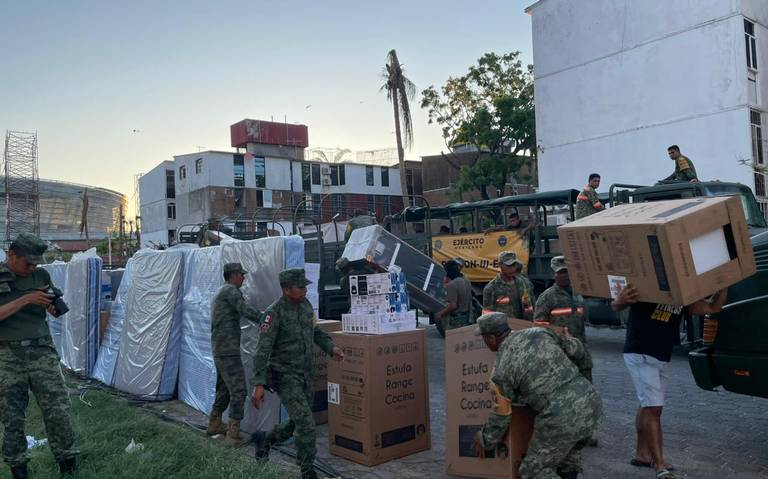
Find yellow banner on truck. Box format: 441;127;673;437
432;231;530;283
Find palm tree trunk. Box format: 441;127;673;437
392;91;410;208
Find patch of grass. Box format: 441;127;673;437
1;386;286;479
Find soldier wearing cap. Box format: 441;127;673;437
534;256;593;382
0;234;77;478
483;251;535;320
472;312;602;479
251;268;344;479
208;262;263;446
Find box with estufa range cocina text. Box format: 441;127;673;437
312;320;342;425
445;322;535;479
557;196;756;305
327;329;430;466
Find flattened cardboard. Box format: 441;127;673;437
558;196;756;305
327;329;430;466
445;323;535;479
313;320;342;424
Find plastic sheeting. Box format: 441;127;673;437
44;262;68;355
112;249;185;400
92;261;134;384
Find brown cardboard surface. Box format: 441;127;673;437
445;324;535;479
327;329;430;466
558;196;756;305
99;310;111;342
313;320;342;424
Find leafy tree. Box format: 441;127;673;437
421;52;535;200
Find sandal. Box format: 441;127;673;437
630;459;674;471
656;469;677;479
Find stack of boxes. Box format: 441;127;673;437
342;272;416;334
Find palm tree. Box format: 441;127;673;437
380;49;416;207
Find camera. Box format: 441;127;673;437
46;288;69;317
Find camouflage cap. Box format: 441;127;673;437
551;255;567;273
498;251;522;266
475;312;511;336
223;262;248;274
279;268;311;287
10;233;47;264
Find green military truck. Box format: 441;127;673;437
609;181;768;399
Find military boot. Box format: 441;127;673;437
557;472;578;479
206;409;228;436
226;419;246;447
300;467;319;479
10;464;28;479
58;457;77;476
252;431;271;462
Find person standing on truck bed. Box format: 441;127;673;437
344;208;376;242
658;145;698;184
575;174;605;220
483;252;535;320
613;285;727;479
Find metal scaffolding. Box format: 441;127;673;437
3;130;40;243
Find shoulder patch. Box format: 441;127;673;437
260;314;274;333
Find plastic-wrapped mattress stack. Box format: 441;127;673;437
92;259;135;385
44;262;68;356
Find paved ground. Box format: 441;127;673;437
155;325;768;478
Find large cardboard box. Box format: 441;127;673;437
558;196;756;305
313;320;342;425
445;323;535;479
327;329;430;466
341;310;417;335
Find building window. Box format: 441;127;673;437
379;195;390;217
330;165;346;186
331;194;344;214
312;193;321;216
167;202;176;220
366;166;374;186
233;154;245;187
381;167;390;187
367;195;375;214
302;163;311;192
311;164;321;185
745;19;758;70
168;229;176;245
254;156;266;188
755;173;766;196
195;158;203;174
751;110;764;165
179;165;187;180
165;170;175;199
749;77;758;104
256;189;264;207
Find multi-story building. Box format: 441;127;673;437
139;119;422;247
528;0;768;216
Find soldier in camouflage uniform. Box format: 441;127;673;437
208;262;262;446
472;313;602;479
483;251;535;320
343;208;377;242
435;259;474;329
251;269;344;479
534;256;593;382
658;145;698;184
575;174;604;220
0;234;77;479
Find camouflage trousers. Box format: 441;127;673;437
520;384;602;479
0;337;76;467
212;355;247;420
265;374;316;474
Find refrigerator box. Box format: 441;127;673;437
557;196;756;305
445;323;535;479
313;319;343;425
327;329;430;466
341;310;417;335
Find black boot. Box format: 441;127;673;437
559;472;578;479
252;431;271;462
11;464;29;479
58;457;77;476
300;467;319;479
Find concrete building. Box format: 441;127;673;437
528;0;768;216
139;119;422;247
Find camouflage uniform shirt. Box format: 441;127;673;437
660;155;698;183
482;274;535;320
575;186;604;220
252;296;335;387
0;263;61;341
534;285;586;344
211;284;261;358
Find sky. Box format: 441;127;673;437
0;0;534;216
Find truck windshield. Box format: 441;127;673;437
703;185;767;228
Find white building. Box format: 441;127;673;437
528;0;768;214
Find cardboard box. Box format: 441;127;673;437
445;323;535;479
350;291;410;314
313;320;343;425
327;329;430;466
349;272;407;296
341;310;417;335
99;310;111;342
558;196;756;305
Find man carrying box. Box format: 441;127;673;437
613;286;727;479
251;269;344;479
472;312;602;479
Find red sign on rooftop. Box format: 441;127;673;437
230;119;309;149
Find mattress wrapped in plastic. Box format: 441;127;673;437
92;260;135;384
43;251;102;376
112;249;185;400
44;262;69;356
